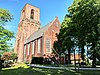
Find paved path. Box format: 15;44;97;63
30;64;100;70
30;64;69;70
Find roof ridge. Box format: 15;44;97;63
27;20;53;39
24;17;58;44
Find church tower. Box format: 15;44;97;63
14;4;40;62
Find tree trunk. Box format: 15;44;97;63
81;45;85;61
92;53;96;68
74;49;76;71
92;42;96;68
68;48;71;64
65;54;68;64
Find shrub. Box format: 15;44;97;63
1;52;18;67
96;61;100;65
1;52;12;61
11;52;17;61
81;62;86;65
31;57;43;64
1;52;17;61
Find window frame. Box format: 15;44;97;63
46;39;51;53
27;44;30;55
30;9;34;19
32;41;35;54
37;39;41;53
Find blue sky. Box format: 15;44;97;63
0;0;74;48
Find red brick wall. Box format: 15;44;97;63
14;4;40;62
25;37;43;62
43;17;60;55
36;37;43;57
24;17;60;62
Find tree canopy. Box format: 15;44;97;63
0;8;14;52
68;0;100;67
0;8;13;25
53;0;100;67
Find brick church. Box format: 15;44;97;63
14;4;61;62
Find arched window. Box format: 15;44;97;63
30;9;34;19
46;39;51;53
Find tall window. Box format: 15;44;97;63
37;39;41;53
27;44;30;55
32;42;34;54
46;39;51;53
30;9;34;19
24;45;26;55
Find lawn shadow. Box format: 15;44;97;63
0;66;86;75
0;66;46;75
78;70;100;75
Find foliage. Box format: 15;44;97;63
11;52;17;61
53;36;63;55
0;8;13;25
0;8;14;51
53;0;100;67
1;52;12;61
0;26;14;51
68;0;100;67
1;52;17;61
31;57;43;64
53;15;76;64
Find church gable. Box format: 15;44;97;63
25;16;60;44
43;17;60;54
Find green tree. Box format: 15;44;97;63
68;0;100;67
53;15;75;64
61;16;74;64
0;8;13;25
54;0;100;67
0;8;14;51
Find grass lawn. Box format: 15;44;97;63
0;63;100;75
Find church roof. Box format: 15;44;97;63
24;20;53;44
